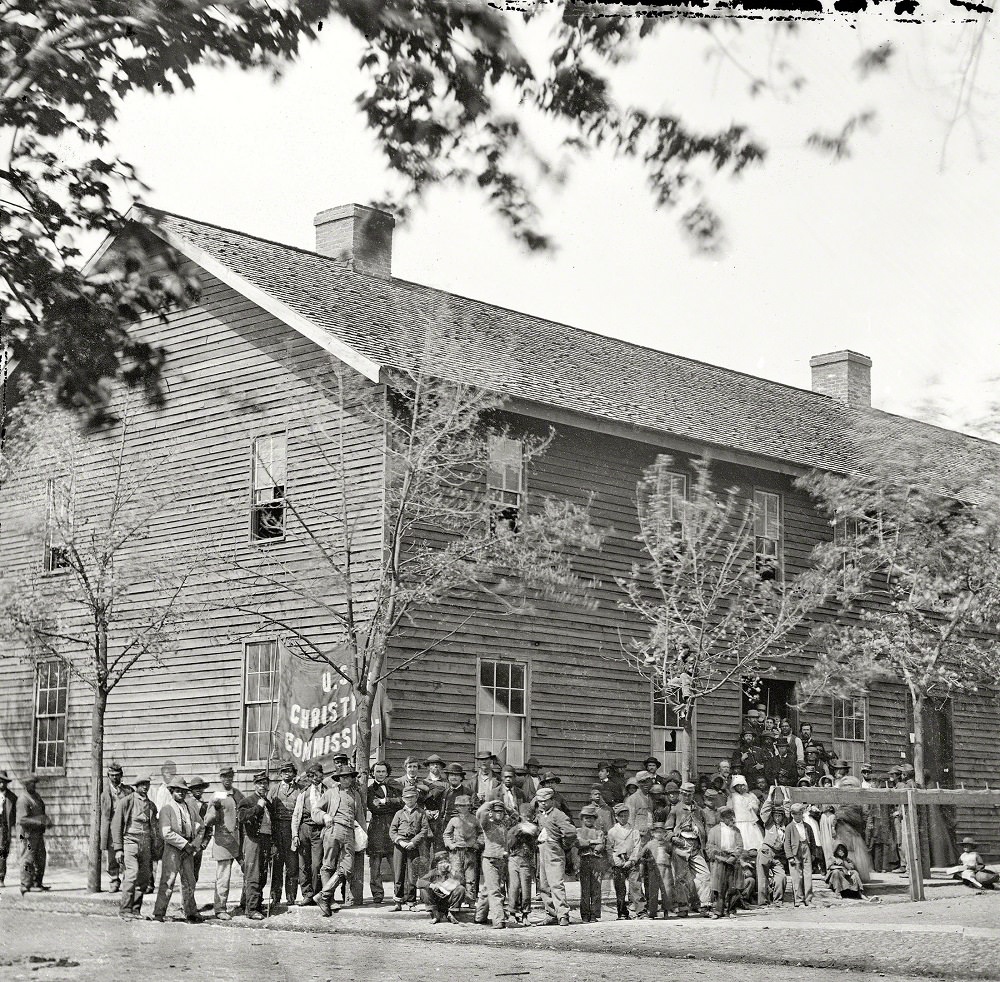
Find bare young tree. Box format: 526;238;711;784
217;361;604;791
616;456;837;779
797;419;1000;787
0;391;197;890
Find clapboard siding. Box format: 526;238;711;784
0;265;385;861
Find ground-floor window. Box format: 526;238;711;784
832;696;867;777
33;660;69;772
477;658;527;766
243;640;279;766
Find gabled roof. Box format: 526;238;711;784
143;208;999;480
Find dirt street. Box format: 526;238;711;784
0;909;945;982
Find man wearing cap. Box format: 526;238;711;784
367;761;401;904
521;756;543;801
390;784;432;910
291;763;327;905
859;763;874;789
112;774;159;919
576;803;608;922
534;787;576;926
476;799;518;928
625;771;654;838
0;770;16;887
185;776;211;885
665;781;708;915
237;770;279;919
16;774;52;894
151;776;202;923
606;757;629;805
207;766;245;919
423;754;447;845
607;801;644;919
783;802;815;906
535;772;569;818
312;762;365;916
268;761;300;907
99;762;130;892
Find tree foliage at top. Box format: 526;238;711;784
797;417;1000;784
1;0;886;422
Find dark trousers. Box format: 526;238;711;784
271;822;298;904
612;864;645;917
0;847;8;884
20;832;45;889
243;834;271;913
369;850;392;902
119;836;152;915
392;845;420;903
578;855;605;921
349;847;366;905
647;862;673;918
420;884;467;919
298;822;323;900
106;845;121;890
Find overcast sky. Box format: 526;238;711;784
108;13;999;436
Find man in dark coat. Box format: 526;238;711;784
16;774;51;893
268;760;300;907
367;760;401;904
434;763;472;849
0;770;17;887
238;770;279;920
100;762;130;892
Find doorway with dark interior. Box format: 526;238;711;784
742;678;798;732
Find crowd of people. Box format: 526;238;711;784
2;716;997;927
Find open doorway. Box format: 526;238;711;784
742;678;798;731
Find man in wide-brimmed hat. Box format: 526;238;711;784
16;774;52;894
520;756;543;801
433;763;471;851
472;751;501;808
312;762;366;916
237;770;279;920
185;776;210;884
367;760;401;904
152;776;202;923
100;761;130;892
112;774;158;919
268;761;299;907
0;769;16;887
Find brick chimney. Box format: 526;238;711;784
313;204;394;278
809;350;872;408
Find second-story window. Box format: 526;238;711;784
251;433;287;542
754;489;782;581
43;477;72;572
487;435;523;533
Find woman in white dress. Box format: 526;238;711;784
728;775;764;851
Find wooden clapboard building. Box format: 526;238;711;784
2;203;999;863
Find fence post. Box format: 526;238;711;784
905;787;925;902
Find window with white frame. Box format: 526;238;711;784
753;490;782;581
487;435;523;533
43;477;72;572
33;661;69;771
477;659;527;766
242;641;279;766
251;433;287;541
832;696;867;776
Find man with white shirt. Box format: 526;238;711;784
291;763;327;905
499;766;526;813
151;776;202;923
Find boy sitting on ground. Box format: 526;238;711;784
416;852;466;924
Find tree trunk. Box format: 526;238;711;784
87;686;107;894
911;691;926;789
679;704;697;781
355;689;374;806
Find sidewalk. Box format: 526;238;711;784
6;869;1000;980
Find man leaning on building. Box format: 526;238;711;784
100;761;130;893
0;770;16;888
